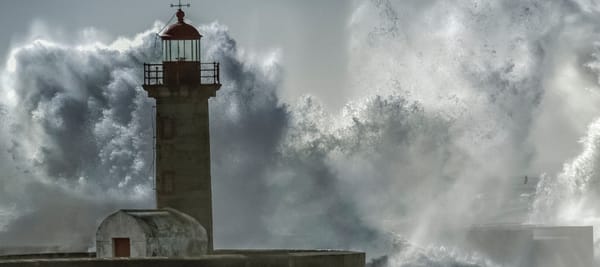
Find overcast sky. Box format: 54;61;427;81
6;0;600;263
0;0;352;109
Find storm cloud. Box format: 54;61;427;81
4;0;600;266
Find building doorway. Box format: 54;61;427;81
113;238;131;257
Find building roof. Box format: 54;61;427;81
116;208;207;238
160;9;202;40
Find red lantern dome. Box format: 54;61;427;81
160;9;202;40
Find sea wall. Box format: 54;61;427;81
0;250;365;267
466;225;593;267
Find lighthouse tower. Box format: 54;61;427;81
143;5;220;251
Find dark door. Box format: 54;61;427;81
113;238;131;257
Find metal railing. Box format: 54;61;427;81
144;63;163;85
201;62;220;85
143;62;220;85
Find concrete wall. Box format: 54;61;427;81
0;253;95;261
531;227;593;267
0;250;365;267
466;225;593;267
145;237;206;257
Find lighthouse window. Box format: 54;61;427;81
193;40;196;60
159;117;176;139
160;171;175;194
170;40;187;61
162;40;200;62
162;41;166;61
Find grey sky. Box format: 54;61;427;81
4;0;600;263
0;0;352;109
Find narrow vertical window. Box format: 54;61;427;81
161;171;175;194
159;116;176;140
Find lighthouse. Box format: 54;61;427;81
142;5;220;251
93;4;365;265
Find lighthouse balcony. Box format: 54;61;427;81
143;62;220;86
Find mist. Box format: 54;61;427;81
3;0;600;266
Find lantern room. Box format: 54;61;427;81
143;8;220;87
161;9;202;62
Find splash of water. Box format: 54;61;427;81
366;238;497;267
2;0;600;266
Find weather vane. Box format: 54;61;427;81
170;0;190;9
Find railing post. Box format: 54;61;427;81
143;63;165;85
213;62;217;84
154;66;159;85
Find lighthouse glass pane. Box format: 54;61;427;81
169;41;177;61
163;40;199;61
162;40;168;61
162;40;165;61
185;40;192;61
165;40;174;61
183;40;189;61
177;40;182;60
190;40;195;61
180;40;185;61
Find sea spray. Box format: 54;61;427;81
2;1;600;266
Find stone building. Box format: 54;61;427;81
95;208;208;258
